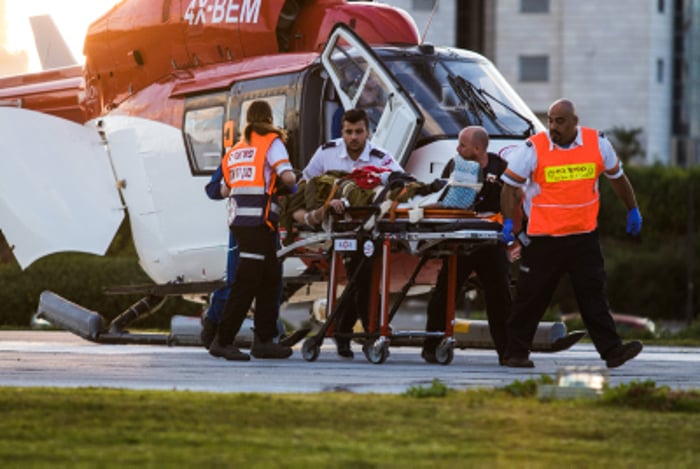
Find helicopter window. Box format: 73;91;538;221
384;58;537;141
238;95;287;136
330;54;366;103
328;58;388;133
184;106;225;172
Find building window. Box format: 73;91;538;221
657;58;664;83
521;0;549;13
519;55;549;82
412;0;436;11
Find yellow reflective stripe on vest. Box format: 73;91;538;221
544;163;597;183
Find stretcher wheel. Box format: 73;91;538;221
435;339;454;365
301;338;320;362
363;337;390;364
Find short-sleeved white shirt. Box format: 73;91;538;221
302;138;402;180
265;137;293;190
501;127;623;216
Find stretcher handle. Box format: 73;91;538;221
322;180;341;211
388;186;409;223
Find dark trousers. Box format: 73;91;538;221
506;230;621;359
425;243;511;359
217;226;281;345
335;253;373;343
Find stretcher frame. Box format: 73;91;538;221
279;206;503;364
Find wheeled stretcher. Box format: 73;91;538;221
280;203;585;364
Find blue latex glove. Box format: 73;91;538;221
501;218;515;243
277;182;298;195
626;207;642;236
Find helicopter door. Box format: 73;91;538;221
321;24;423;166
0;108;124;269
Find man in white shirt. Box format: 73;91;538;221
303;108;401;180
500;98;643;369
301;108;402;358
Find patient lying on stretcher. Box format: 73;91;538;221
278;161;490;237
280;169;435;230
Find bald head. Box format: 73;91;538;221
548;99;577;118
547;98;579;146
457;125;489;166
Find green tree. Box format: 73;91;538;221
606;126;645;164
0;231;15;265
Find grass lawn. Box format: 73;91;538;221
0;382;698;467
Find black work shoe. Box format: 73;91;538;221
421;348;438;364
336;339;354;359
209;341;250;361
605;340;643;368
251;339;293;359
503;357;535;368
200;316;217;350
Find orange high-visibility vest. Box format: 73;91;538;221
222;132;279;229
527;127;605;236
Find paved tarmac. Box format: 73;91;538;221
1;330;698;393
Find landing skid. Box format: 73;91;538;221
35;290;309;348
386;330;585;352
35;290;583;353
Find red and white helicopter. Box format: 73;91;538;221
1;0;580;352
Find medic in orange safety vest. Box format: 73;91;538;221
499;98;643;370
526;126;605;236
209;100;297;362
223;132;283;230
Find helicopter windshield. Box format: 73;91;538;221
383;56;538;144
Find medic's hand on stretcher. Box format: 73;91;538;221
501;218;515;243
501;217;522;262
276;182;298;195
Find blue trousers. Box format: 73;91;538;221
205;231;238;323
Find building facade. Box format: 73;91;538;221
494;0;673;164
673;0;700;165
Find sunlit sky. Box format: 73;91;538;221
2;0;120;72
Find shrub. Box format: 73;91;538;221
404;378;453;398
599;165;700;240
500;375;555;398
0;253;199;329
601;380;700;412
